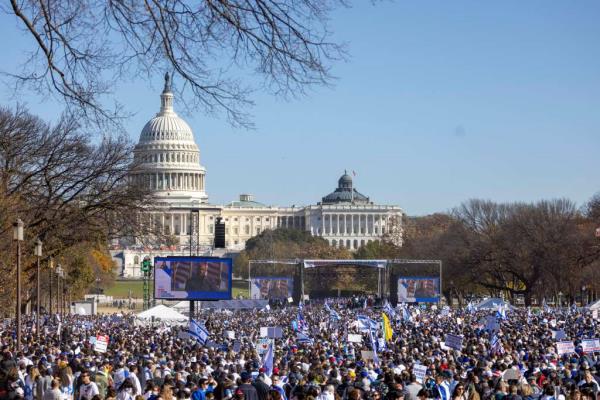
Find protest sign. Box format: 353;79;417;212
224;330;235;339
556;341;575;355
444;334;464;350
503;369;520;381
581;339;600;353
593;309;598;320
232;340;242;353
413;364;427;384
347;334;363;343
361;350;375;361
256;338;273;355
94;335;109;353
88;336;97;345
287;297;293;303
260;326;283;338
551;330;566;340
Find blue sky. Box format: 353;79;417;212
1;1;599;215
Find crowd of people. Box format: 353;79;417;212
0;300;598;400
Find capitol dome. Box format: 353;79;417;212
322;171;370;205
130;73;208;203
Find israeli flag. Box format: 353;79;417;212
325;301;341;321
261;340;274;376
383;301;396;317
296;332;313;345
188;319;209;344
368;325;380;366
357;315;379;332
496;305;507;320
402;308;412;322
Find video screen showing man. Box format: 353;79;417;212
268;279;290;299
414;279;437;299
170;261;226;293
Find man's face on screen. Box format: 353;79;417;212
199;263;208;276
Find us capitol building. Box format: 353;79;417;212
111;74;404;277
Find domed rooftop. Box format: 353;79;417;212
131;73;208;203
139;73;196;143
322;171;370;205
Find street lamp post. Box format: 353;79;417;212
13;219;24;352
48;258;54;314
34;239;42;339
56;264;63;317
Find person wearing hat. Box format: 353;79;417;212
238;372;258;400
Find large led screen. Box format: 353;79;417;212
154;257;232;300
250;277;293;300
397;277;440;303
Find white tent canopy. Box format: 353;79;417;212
137;304;188;321
587;299;600;310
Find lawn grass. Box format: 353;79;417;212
105;279;249;299
104;280;145;299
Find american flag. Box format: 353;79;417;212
173;262;193;290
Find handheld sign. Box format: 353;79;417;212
444;334;464;351
413;364;427;384
551;330;566;340
256;338;272;355
347;334;363;344
361;350;375;361
581;339;600;353
224;330;235;340
556;341;575;355
260;327;283;338
94;335;109;353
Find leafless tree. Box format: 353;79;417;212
4;0;349;129
0;105;166;310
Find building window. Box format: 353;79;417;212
265;218;269;222
245;225;250;235
134;256;140;265
256;217;260;221
234;218;238;221
256;227;260;235
208;224;214;234
234;227;239;235
234;240;239;245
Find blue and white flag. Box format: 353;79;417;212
261;340;274;376
490;333;505;355
368;325;380;366
357;315;379;332
187;319;209;344
383;301;396;317
466;302;475;313
325;301;341;321
296;332;313;345
496;305;507;320
402;307;412;322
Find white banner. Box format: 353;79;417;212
413;364;427;384
347;334;363;343
94;335;109;353
556;341;575;355
581;339;600;353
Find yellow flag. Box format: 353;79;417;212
382;312;393;342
